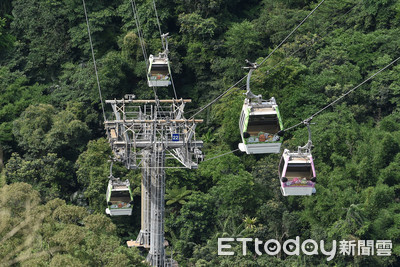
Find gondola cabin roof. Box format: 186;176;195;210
285;153;312;163
251;106;277;115
108;178;131;190
151;57;169;64
112;184;130;190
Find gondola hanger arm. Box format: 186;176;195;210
243;60;262;102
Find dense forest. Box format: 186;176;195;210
1;0;399;266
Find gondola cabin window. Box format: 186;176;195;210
284;162;315;187
285;163;313;179
109;189;132;209
245;113;280;143
149;64;169;81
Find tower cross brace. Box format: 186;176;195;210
105;97;203;266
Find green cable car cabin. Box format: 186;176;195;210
238;97;283;154
105;178;133;216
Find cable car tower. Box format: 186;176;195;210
104;38;203;266
82;1;202;266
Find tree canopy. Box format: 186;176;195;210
0;0;399;265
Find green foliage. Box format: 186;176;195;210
165;185;193;206
211;91;243;146
76;138;111;213
224;20;261;61
179;12;217;39
1;0;400;265
5;153;75;202
0;17;14;51
49;254;85;267
98;50;137;99
198;148;244;184
83;213;117;235
169;191;216;258
13;104;90;159
0;67;46;157
13;104;55;156
69;5;120;58
0;183;146;266
120;31;144;62
11;0;73;81
210;170;256;216
184;41;215;78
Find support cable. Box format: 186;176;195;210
109;160;114;178
258;0;326;67
170;69;178;99
193;1;363;162
283;54;400;132
189;76;247;119
82;0;106;122
203;149;240;162
131;0;176;101
152;0;164;49
149;0;179;100
161;34;178;99
130;0;148;67
265;1;361;75
185;83;247;116
189;0;326;119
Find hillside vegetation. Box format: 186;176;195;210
0;0;399;266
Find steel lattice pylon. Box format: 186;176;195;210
136;149;151;248
105;96;203;267
147;145;165;266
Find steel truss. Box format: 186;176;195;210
105;96;203;266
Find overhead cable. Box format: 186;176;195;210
82;0;106;122
284;54;400;132
189;0;327;119
189;75;248;119
152;0;164;49
258;0;327;67
130;0;149;67
203;149;240;162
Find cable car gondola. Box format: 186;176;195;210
105;162;134;216
279;149;316;196
105;178;134;216
279;122;316;196
147;33;172;87
238;61;284;154
147;54;171;87
239;97;283;154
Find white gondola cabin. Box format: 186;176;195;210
238;97;284;154
105;178;133;216
279;149;316;196
147;54;171;87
